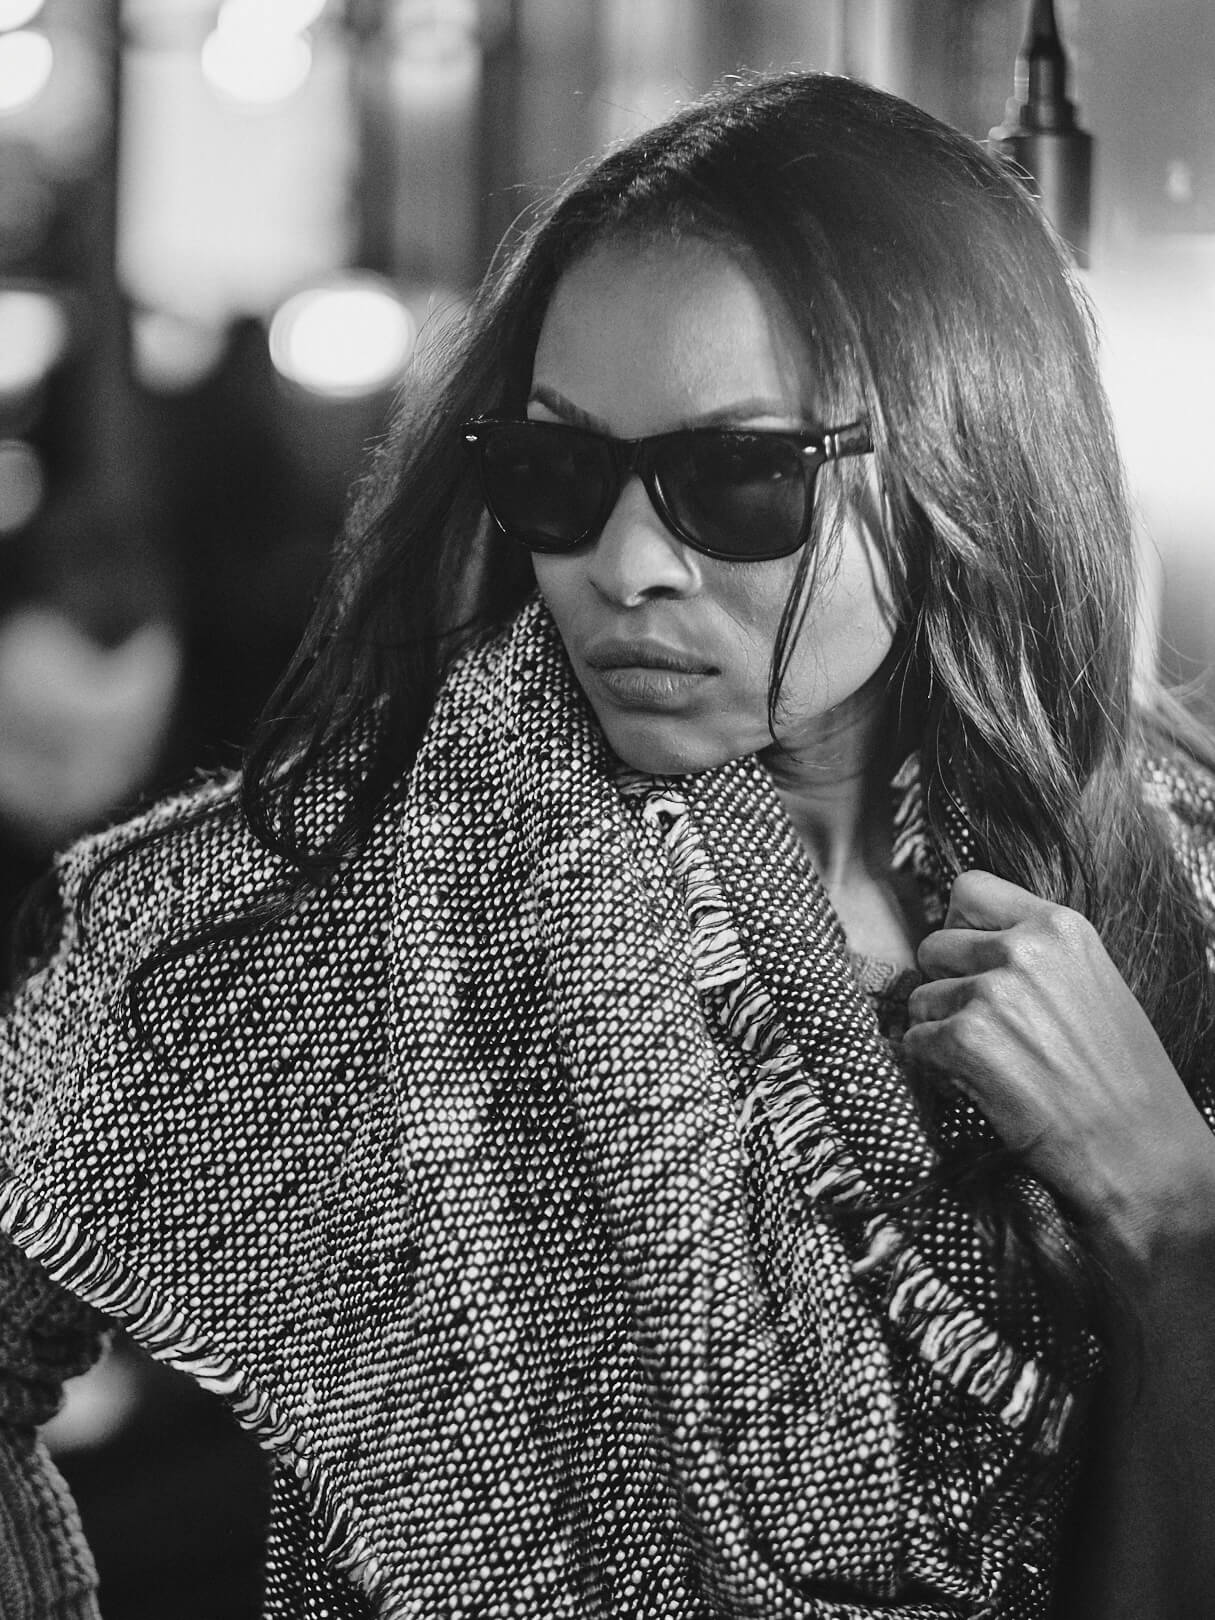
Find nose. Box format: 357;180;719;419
586;475;700;606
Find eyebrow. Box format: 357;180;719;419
526;385;602;428
525;383;805;432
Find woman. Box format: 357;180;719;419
2;70;1214;1619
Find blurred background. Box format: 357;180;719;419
1;0;1211;1613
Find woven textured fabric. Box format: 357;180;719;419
0;597;1212;1618
0;1416;101;1620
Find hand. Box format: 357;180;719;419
903;870;1215;1273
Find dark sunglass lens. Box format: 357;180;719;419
481;425;609;551
660;435;808;558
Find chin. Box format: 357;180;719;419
598;713;739;778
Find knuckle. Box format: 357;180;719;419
1002;925;1040;972
1054;906;1096;952
906;983;932;1024
969;972;1005;1018
1003;907;1087;972
1031;903;1094;962
947;1004;988;1061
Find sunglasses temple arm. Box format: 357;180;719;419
824;423;873;462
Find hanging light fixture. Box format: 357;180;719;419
989;0;1093;267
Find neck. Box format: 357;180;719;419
760;682;903;892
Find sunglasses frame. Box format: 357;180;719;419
462;416;874;562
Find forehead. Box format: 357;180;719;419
530;237;815;434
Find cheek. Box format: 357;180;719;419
709;563;801;674
756;542;896;705
531;557;577;628
779;575;897;708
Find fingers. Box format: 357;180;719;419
905;976;1002;1088
916;926;1005;981
942;868;1054;933
905;975;993;1094
900;1006;990;1112
907;974;973;1026
921;870;1087;982
902;991;1007;1115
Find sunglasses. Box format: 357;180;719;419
462;416;873;562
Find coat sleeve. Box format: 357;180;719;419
0;1232;104;1620
0;837;129;1619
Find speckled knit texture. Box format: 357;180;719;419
0;598;1212;1618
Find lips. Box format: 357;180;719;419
584;639;716;676
582;638;716;709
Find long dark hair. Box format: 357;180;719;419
243;68;1215;1063
238;72;1215;1357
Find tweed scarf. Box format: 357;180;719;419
8;597;1207;1619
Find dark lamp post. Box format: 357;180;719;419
989;0;1094;267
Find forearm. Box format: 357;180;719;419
1060;1224;1215;1618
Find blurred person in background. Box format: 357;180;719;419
0;69;1213;1620
0;488;274;1620
0;491;181;952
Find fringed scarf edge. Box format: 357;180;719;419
622;776;1076;1457
0;1174;392;1613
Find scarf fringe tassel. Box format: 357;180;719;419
634;785;1074;1456
0;1175;391;1608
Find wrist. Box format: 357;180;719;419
1090;1132;1215;1312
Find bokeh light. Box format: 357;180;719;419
0;28;108;176
387;0;479;114
390;0;479;78
220;0;328;32
0;27;52;114
394;3;476;60
201;22;313;107
0;288;68;396
268;275;418;397
0;0;45;32
131;309;229;393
